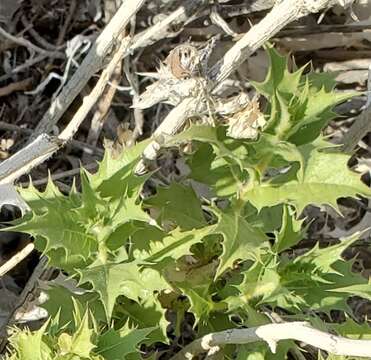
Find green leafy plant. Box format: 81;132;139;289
4;46;371;359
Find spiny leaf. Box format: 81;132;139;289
273;205;306;253
144;182;206;229
7;321;52;360
242;149;371;213
78;260;168;320
57;311;95;358
168;261;218;322
115;297;168;343
96;326;154;360
132;226;211;264
88;140;149;195
209;202;268;278
329;317;371;340
252;44;356;144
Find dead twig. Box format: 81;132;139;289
0;243;35;278
58;36;131;142
0;35;130;186
341;65;371;153
33;0;208;137
56;0;77;46
0;25;65;59
170;321;371;360
20;15;62;51
0;121;103;156
33;0;147;137
85;61;122;148
0;78;33;97
135;0;353;174
19;162;97;188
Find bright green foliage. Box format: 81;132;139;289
6;46;371;360
209;203;268;278
144;182;206;229
252;44;356;144
6;308;151;360
228;232;371;314
242;147;371;213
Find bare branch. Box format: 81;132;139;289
0;25;65;59
0;36;130;188
0;243;35;277
341;65;371;153
170;321;371;360
33;0;207;137
32;0;146;137
136;0;348;174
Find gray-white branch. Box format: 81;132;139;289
170;321;371;360
135;0;355;174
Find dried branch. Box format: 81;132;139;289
0;78;33;97
0;25;65;59
33;0;207;137
135;0;355;174
58;36;130;141
56;0;77;46
21;15;61;51
341;65;371;153
85;62;122;148
129;0;208;52
170;321;371;360
0;121;103;156
33;0;146;137
0;36;130;187
0;243;35;277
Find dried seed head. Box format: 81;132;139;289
165;44;200;79
226;97;266;140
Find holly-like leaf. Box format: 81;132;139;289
145;182;206;229
57;311;95;358
132;225;211;264
88;140;150;197
168;126;250;197
96;326;154;360
115;297;168;343
252;44;356;144
168;261;218;322
5;181;98;271
329;318;371;340
78;260;168;320
7;322;52;360
242;149;371;213
209;202;268;278
273;205;306;253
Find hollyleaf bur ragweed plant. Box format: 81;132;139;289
4;47;371;359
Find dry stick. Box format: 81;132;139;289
341;65;371;153
0;25;65;59
85;61;122;148
19;162;97;187
33;0;207;137
0;0;207;188
129;0;208;51
0;78;33;97
135;0;348;173
33;0;146;137
58;37;130;142
0;37;130;186
0;121;103;156
0;243;35;277
20;15;61;51
170;322;371;360
124;56;144;143
56;0;77;46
